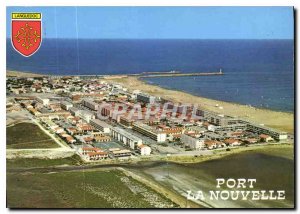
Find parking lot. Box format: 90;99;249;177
93;141;125;150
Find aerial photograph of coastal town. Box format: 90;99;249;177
6;6;294;208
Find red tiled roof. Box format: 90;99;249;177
82;147;100;151
87;151;108;156
259;134;271;139
204;140;218;146
84;137;94;142
224;139;239;144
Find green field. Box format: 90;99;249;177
7;155;83;169
7;170;177;208
7;123;59;149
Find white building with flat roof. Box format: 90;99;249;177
112;127;143;149
69;107;80;116
137;144;151;156
61;101;73;110
90;119;112;134
36;97;50;106
82;99;99;111
181;134;204;150
78;110;95;123
245;122;288;140
133;122;166;142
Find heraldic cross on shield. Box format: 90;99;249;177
11;12;42;57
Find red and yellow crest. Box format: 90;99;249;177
11;12;42;57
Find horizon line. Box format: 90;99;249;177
5;37;294;40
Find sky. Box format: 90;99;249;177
6;6;294;39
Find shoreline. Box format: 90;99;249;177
6;70;294;209
7;143;293;208
105;76;294;133
8;143;293;170
7;70;46;77
140;77;294;114
7;70;294;133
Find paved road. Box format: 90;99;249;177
31;117;73;150
6;147;73;152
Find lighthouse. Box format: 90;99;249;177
219;68;223;74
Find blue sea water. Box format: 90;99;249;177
6;39;294;112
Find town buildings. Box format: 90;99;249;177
36;97;50;106
61;101;73;110
137;144;151;156
181;134;205;150
133;122;166;142
90;119;112;134
111;127;143;149
7;75;291;163
136;93;156;104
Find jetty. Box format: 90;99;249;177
97;70;224;79
8;69;224;79
138;70;223;78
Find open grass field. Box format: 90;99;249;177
7;169;177;208
7;122;59;149
6;155;83;169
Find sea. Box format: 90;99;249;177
6;39;294;112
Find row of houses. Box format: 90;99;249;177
80;147;108;160
180;133;273;150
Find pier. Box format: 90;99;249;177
7;69;224;79
138;70;223;78
45;69;224;79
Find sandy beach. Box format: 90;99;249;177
7;70;45;77
104;76;294;133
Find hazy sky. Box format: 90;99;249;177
6;6;294;39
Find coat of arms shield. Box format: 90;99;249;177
11;13;42;57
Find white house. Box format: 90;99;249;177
137;144;151;156
36;97;50;106
259;134;274;142
224;138;241;146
